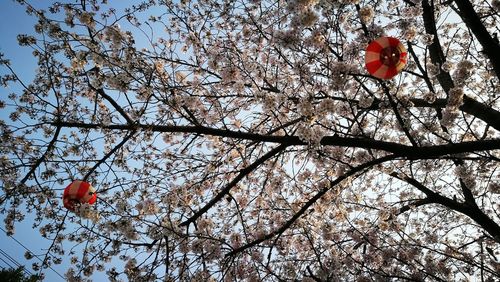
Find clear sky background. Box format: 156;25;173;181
0;0;72;281
0;1;63;280
0;1;139;280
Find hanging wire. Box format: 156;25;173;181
0;248;22;268
0;248;33;277
0;255;16;269
0;226;65;280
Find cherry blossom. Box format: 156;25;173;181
0;0;499;280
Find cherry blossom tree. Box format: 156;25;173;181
1;0;500;280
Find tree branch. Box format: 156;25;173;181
82;131;136;181
52;121;500;158
89;85;134;124
179;144;287;227
460;96;500;132
377;96;500;131
453;0;500;79
395;198;435;216
422;0;455;93
390;172;500;243
19;124;62;185
382;82;419;146
225;155;397;257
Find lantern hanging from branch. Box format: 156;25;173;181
365;36;407;79
63;180;97;211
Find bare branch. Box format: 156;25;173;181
180;144;287;226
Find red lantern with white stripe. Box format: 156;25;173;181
63;180;97;211
365;36;407;79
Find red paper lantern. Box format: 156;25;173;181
63;180;97;211
365;37;407;79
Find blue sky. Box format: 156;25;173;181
0;0;55;281
0;1;37;82
0;1;136;280
0;0;58;279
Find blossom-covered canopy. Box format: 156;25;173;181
1;0;500;280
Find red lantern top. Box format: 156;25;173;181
365;37;407;79
63;180;97;211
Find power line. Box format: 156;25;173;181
0;226;65;280
0;248;22;268
0;250;33;278
0;248;33;277
0;255;16;269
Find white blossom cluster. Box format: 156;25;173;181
316;98;336;115
403;25;417;41
286;0;320;29
304;29;326;48
358;95;374;108
441;61;454;72
295;9;319;27
488;182;500;194
3;210;16;236
287;0;319;13
220;66;241;82
104;25;124;48
296;123;325;145
421;34;434;46
124;258;139;280
423;91;437;103
274;29;300;48
135;198;160;215
78;12;95;28
452;60;474;86
113;219;139;240
442;87;465;127
75;203;100;222
492;0;500;12
358;6;375;23
454;165;477;191
65;268;88;282
106;72;131;92
196;217;214;234
400;6;423;19
330;61;357;75
298;99;314;117
441;108;459;127
229;232;242;248
447;87;464;108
